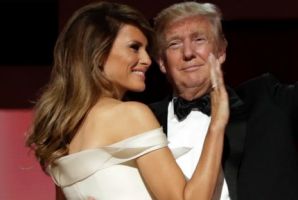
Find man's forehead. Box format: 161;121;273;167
165;16;211;38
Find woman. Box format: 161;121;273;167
26;1;229;200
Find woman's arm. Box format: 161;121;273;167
136;54;229;200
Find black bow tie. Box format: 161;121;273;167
173;95;211;121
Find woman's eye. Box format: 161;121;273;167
130;44;140;51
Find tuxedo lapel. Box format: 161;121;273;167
223;119;247;200
149;95;171;135
222;87;248;200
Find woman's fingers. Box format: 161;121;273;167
209;53;219;90
209;53;225;91
208;53;229;127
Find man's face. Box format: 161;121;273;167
159;16;225;96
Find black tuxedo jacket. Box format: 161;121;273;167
149;73;298;200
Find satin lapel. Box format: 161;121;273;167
223;119;247;200
149;95;171;135
222;87;248;200
160;104;168;135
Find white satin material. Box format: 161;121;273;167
48;128;190;200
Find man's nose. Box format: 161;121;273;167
182;41;195;61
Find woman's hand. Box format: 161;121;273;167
208;53;229;130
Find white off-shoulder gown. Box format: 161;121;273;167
48;128;189;200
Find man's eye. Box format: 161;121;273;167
168;41;181;49
194;37;206;43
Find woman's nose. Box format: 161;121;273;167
140;50;152;66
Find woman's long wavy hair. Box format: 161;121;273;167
26;1;154;173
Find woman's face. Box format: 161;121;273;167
103;24;151;97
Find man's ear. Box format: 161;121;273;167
158;58;167;74
218;52;226;64
218;40;227;64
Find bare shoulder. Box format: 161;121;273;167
119;101;157;119
116;101;160;133
88;100;160;145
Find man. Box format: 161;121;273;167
150;2;298;200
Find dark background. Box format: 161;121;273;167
1;0;298;108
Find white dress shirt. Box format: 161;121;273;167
167;100;230;200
